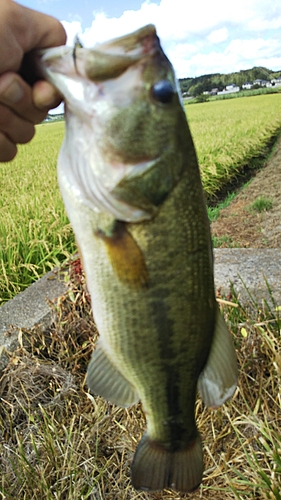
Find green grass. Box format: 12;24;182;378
1;93;281;302
247;196;274;213
212;234;238;248
207;191;237;222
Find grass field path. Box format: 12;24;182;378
212;132;281;248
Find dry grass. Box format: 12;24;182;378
0;264;280;499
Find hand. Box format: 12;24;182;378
0;0;66;161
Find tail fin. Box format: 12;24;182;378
131;432;203;493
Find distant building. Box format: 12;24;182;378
253;79;268;87
44;113;65;123
217;85;240;95
271;78;281;87
225;83;237;91
242;82;253;90
202;88;218;96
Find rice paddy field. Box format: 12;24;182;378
1;92;281;302
0;92;281;499
185;92;281;197
0;122;74;302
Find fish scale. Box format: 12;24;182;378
37;24;238;493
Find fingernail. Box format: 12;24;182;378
3;80;24;104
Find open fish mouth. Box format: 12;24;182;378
36;25;181;222
38;25;162;81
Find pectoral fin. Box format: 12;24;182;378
95;221;148;288
198;305;238;408
87;342;139;407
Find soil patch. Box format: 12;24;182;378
211;133;281;248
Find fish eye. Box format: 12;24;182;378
151;80;175;104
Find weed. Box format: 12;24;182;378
208;192;236;222
248;196;274;213
212;234;238;247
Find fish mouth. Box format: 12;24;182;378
38;24;160;83
37;25;180;223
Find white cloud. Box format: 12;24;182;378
61;0;281;77
208;28;228;44
61;20;83;45
248;16;281;31
225;38;281;62
182;51;239;78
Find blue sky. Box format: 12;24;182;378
19;0;281;78
19;0;159;25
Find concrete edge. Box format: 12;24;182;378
0;267;67;370
0;248;280;372
213;248;281;300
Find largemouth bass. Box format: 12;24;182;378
37;25;238;493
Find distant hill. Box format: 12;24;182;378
179;66;281;96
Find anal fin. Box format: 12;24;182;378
131;432;203;493
198;304;238;408
87;342;139;407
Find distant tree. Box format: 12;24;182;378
178;66;276;95
189;82;206;96
217;80;224;91
195;93;209;103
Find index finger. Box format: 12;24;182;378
16;2;66;52
0;0;66;74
